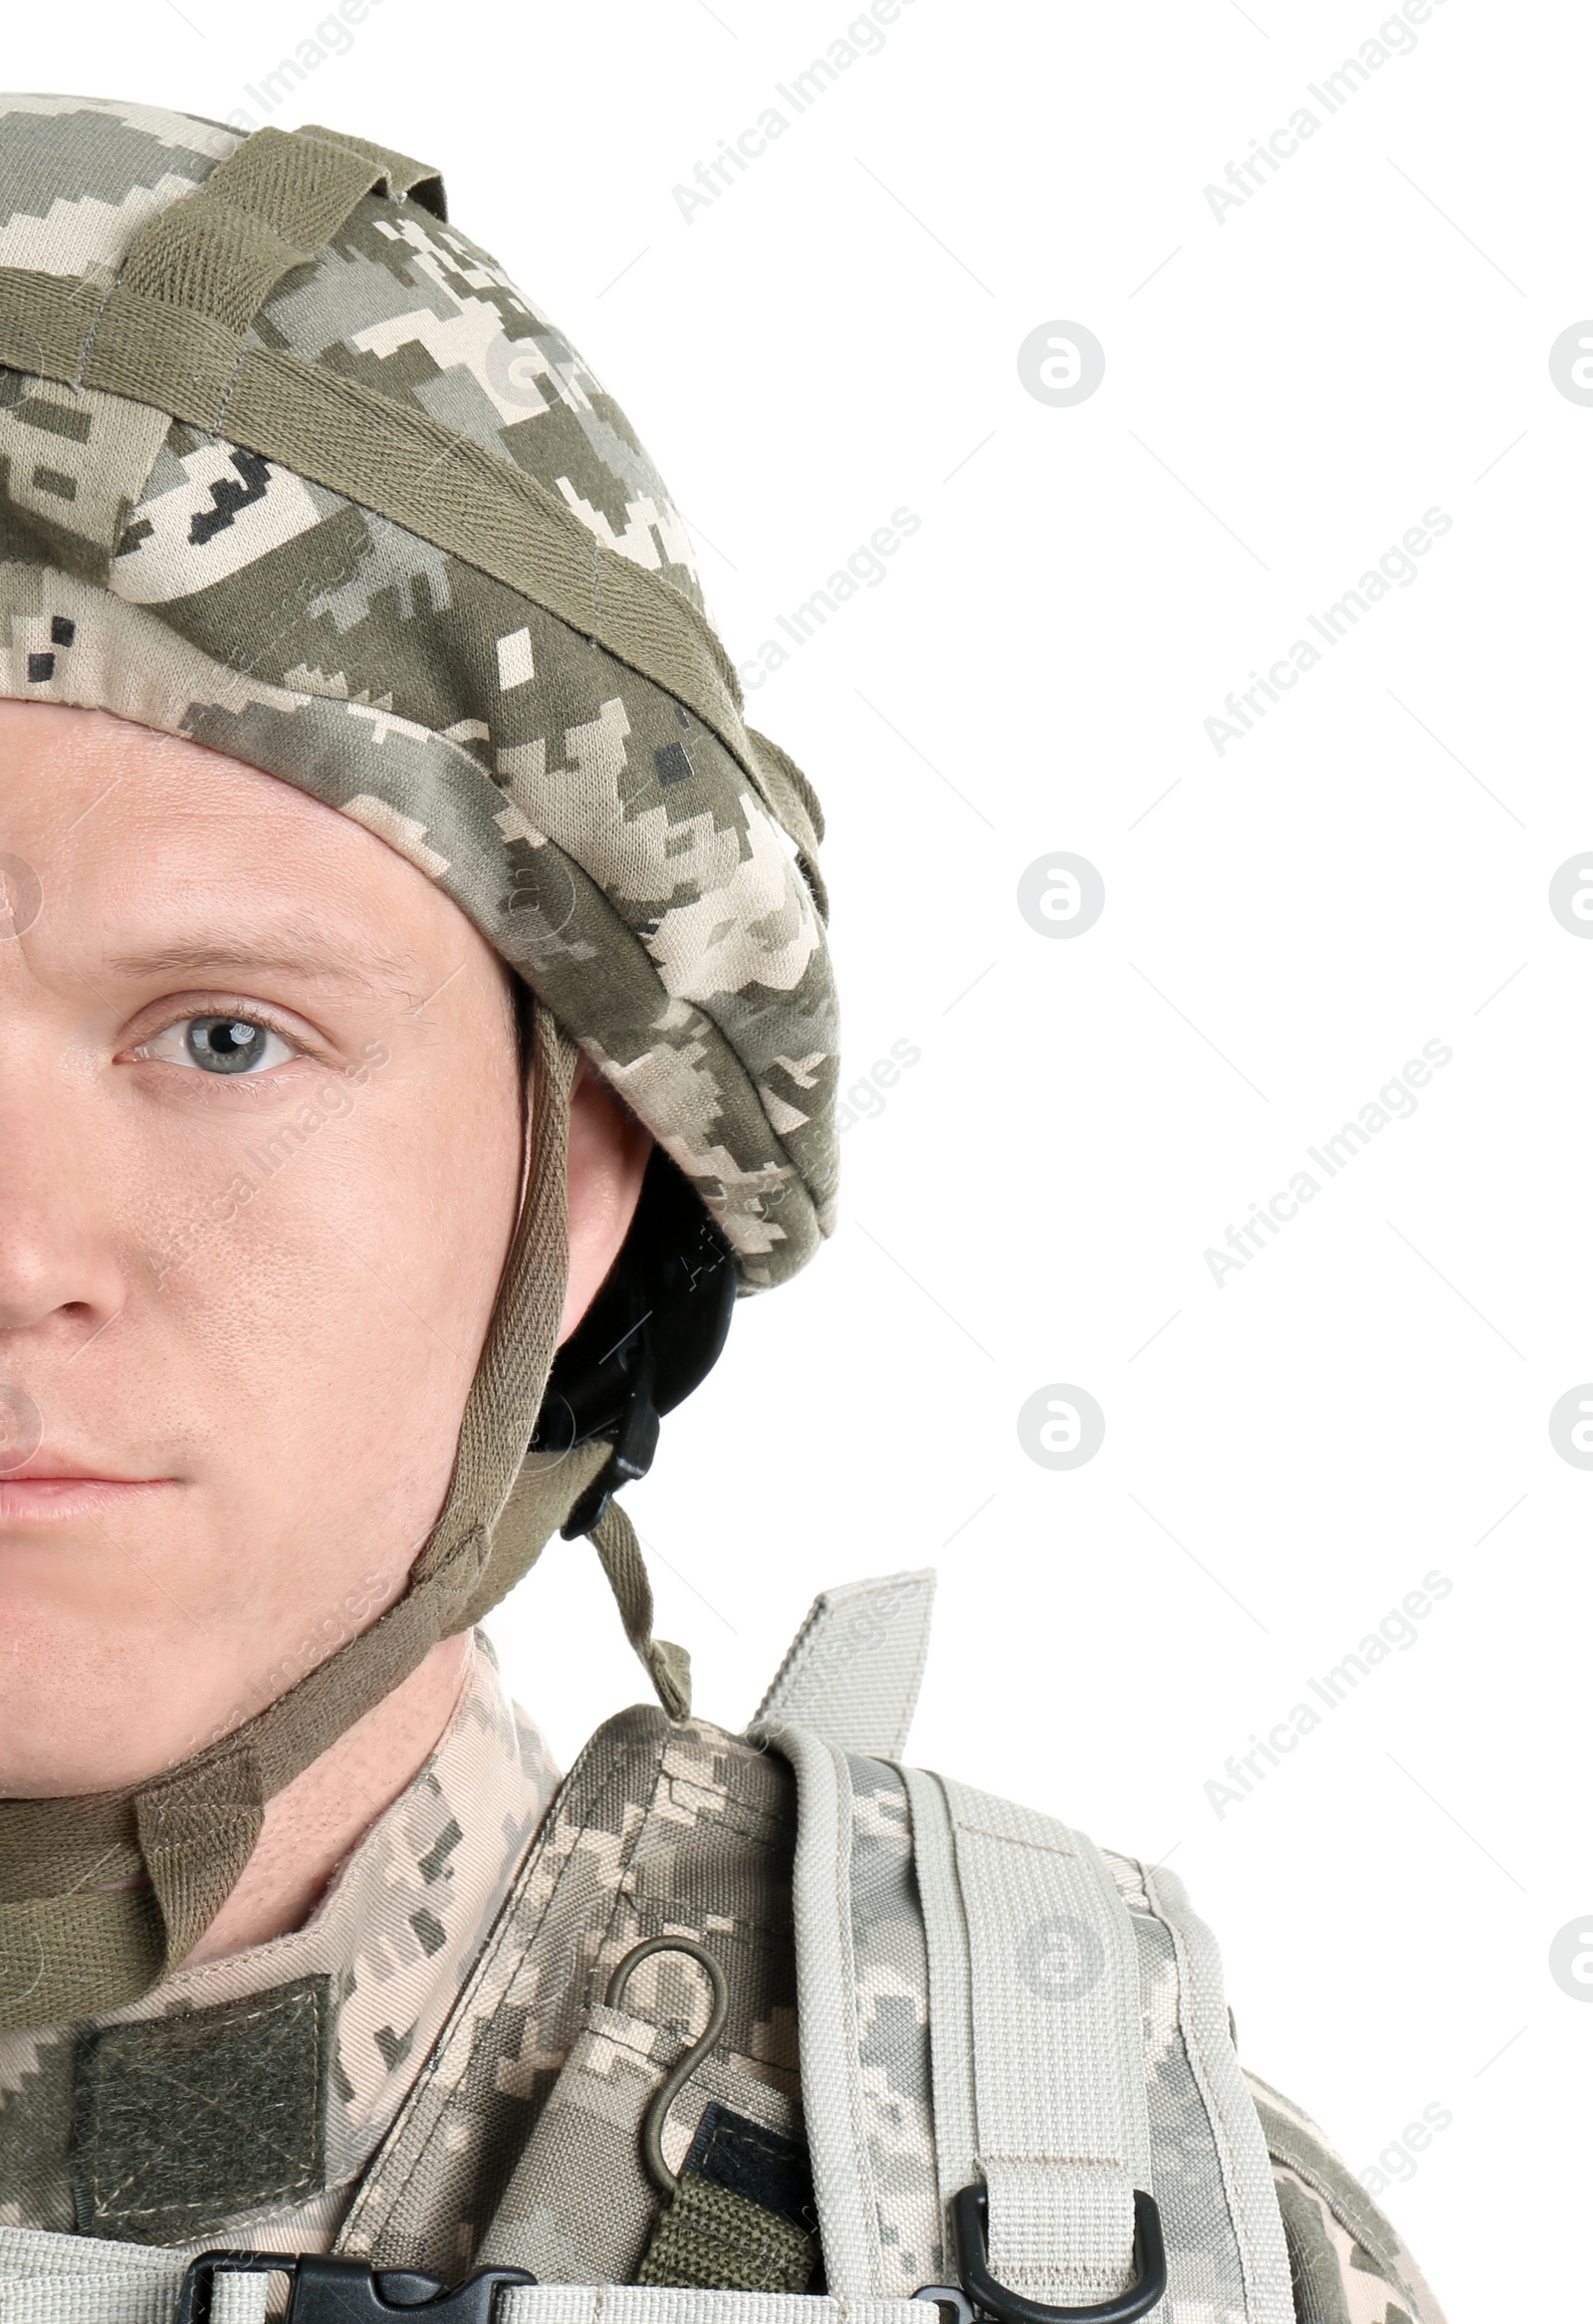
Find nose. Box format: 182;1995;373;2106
0;1043;126;1344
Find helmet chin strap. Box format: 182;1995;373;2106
0;997;686;2034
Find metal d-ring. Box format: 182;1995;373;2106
950;2184;1168;2324
605;1934;729;2196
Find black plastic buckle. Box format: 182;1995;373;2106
944;2184;1167;2324
560;1341;660;1539
175;2251;537;2323
913;2287;977;2324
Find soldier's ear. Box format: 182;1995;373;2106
561;1054;652;1344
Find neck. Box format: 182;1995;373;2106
184;1632;474;1964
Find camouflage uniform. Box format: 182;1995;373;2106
1248;2080;1450;2324
0;1638;559;2251
0;1645;1446;2322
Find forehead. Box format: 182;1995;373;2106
0;699;474;981
3;695;334;817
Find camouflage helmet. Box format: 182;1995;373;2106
0;96;838;2028
0;94;837;1285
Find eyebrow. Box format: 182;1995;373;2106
102;935;420;989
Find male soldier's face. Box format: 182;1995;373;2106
0;701;645;1798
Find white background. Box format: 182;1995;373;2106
8;5;1586;2313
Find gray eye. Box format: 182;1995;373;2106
144;1015;295;1074
188;1017;267;1073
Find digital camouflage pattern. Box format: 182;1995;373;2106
0;1647;1444;2321
844;1756;940;2287
0;94;837;1287
1247;2077;1450;2324
339;1699;803;2284
1103;1848;1276;2320
0;1636;558;2250
825;1761;1445;2324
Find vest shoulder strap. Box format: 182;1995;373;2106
750;1569;935;1759
758;1572;1295;2324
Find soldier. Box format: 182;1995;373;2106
0;97;1446;2323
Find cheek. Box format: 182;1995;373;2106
132;1014;524;1604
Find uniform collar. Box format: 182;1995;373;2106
0;1635;558;2248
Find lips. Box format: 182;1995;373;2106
5;1447;163;1486
0;1446;177;1524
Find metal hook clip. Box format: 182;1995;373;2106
605;1934;728;2195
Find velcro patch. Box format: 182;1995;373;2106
72;1974;331;2242
685;2100;816;2235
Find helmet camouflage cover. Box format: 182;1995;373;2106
0;93;837;1288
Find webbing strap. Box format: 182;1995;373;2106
1141;1867;1294;2324
636;2176;814;2294
773;1727;883;2297
0;254;822;886
0;2224;216;2324
21;123;442;433
0;289;819;879
589;1498;692;1721
0;2230;928;2324
0;129;437;414
751;1570;934;1757
898;1767;975;2208
186;343;784;843
902;1770;1150;2308
499;2295;923;2324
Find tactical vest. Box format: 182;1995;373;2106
0;1574;1296;2323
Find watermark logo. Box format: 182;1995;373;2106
1018;321;1105;407
1018;1383;1105;1470
1549;1916;1593;1999
0;854;42;940
1548;853;1593;934
1018;851;1105;938
1548;323;1593;405
1547;1385;1593;1468
1020;1915;1105;1996
484;332;551;413
0;1386;43;1475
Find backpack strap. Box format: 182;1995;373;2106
764;1725;887;2296
902;1768;1151;2312
1100;1852;1295;2324
745;1559;942;2278
1138;1864;1294;2324
750;1571;934;1758
760;1573;1296;2324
